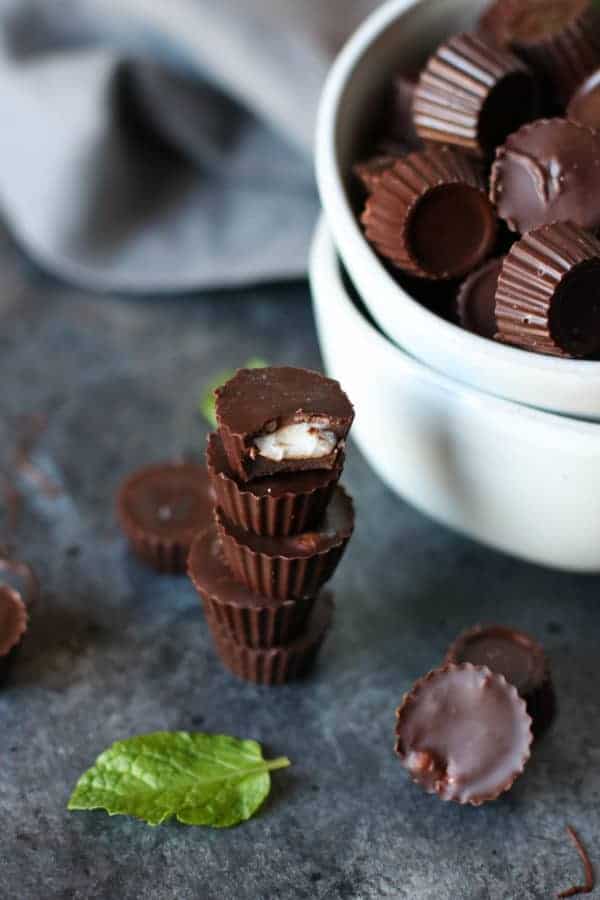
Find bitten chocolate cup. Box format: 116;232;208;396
215;367;354;483
495;222;600;358
206;432;340;537
479;0;600;101
490;118;600;234
117;461;214;573
208;591;334;685
455;257;503;339
567;68;600;130
445;625;556;738
395;664;533;806
215;485;354;601
0;558;38;684
361;147;497;280
413;33;538;158
188;526;316;648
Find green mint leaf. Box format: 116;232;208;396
200;357;268;428
68;731;290;828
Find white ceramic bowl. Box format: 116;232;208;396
310;216;600;573
316;0;600;421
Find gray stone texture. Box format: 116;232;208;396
0;227;599;900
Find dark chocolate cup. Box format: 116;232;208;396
116;462;213;574
214;367;354;483
413;33;538;158
206;432;340;537
479;0;600;102
208;592;334;685
361;146;497;280
444;624;556;739
495;222;600;358
0;558;38;685
214;487;354;601
187;526;316;648
395;663;533;806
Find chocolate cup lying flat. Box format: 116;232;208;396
188;526;316;648
455;257;503;339
0;558;38;684
206;432;341;537
495;221;600;358
209;591;334;685
117;461;214;573
567;68;600;130
215;485;354;601
413;33;538;159
362;146;497;280
395;663;533;806
490;118;600;234
445;624;556;738
215;367;354;483
479;0;600;102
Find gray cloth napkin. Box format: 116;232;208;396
0;0;376;292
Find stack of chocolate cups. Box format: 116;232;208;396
188;367;355;685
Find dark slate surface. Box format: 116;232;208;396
1;225;600;900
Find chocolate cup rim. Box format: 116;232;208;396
394;662;533;806
444;623;548;696
116;460;211;547
214;485;355;563
187;526;318;612
206;432;343;501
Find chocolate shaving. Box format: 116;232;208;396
558;826;595;898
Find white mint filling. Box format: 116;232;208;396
254;423;337;462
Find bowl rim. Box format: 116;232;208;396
315;0;600;379
310;214;600;442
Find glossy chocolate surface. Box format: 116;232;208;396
395;664;533;805
490;118;600;233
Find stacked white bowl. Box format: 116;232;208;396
311;0;600;572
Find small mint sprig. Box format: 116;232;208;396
68;731;290;828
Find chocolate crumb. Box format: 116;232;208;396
558;826;595;898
